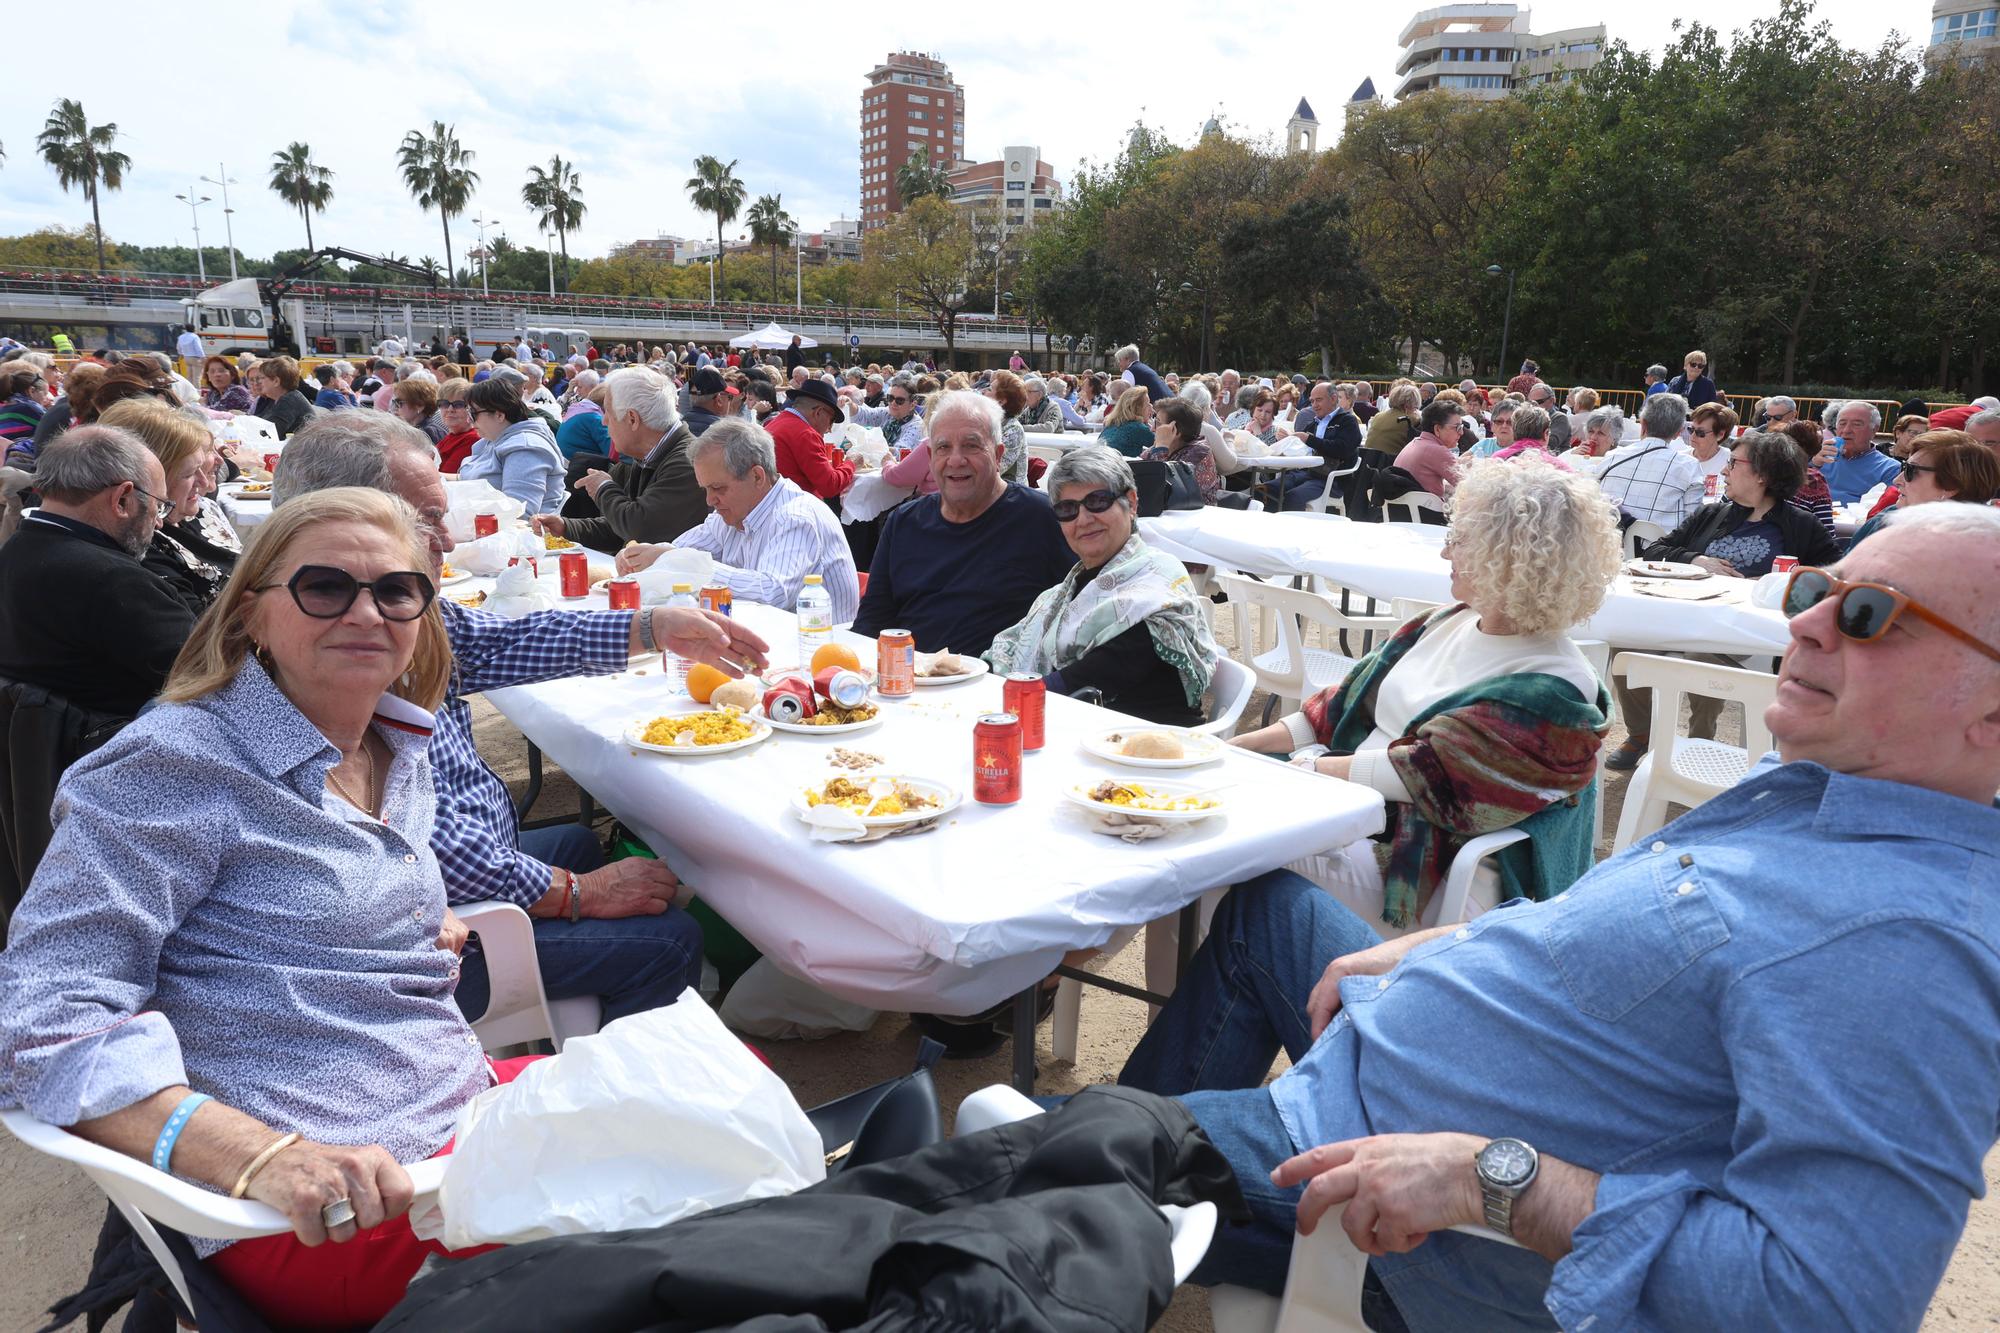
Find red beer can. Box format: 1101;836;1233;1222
973;712;1024;805
559;550;588;598
1772;555;1799;574
814;666;870;708
877;629;915;697
607;576;641;610
700;583;733;617
506;556;539;578
1703;473;1720;499
473;512;500;538
1002;673;1046;751
262;452;281;476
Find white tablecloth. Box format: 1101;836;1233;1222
482;599;1384;1012
1023;432;1094;452
1235;456;1320;472
1142;508;1793;657
216;481;271;537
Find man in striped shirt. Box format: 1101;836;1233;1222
620;418;861;623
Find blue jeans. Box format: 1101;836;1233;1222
1273;471;1326;511
1121;870;1385;1296
455;824;705;1026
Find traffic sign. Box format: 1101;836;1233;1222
848;334;861;348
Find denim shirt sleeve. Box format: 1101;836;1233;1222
1548;919;2000;1332
444;601;634;693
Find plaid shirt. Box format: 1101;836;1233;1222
433;601;634;908
1582;437;1705;529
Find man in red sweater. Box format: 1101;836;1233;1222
767;378;853;502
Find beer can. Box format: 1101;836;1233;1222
607;576;641;611
763;678;816;722
506;556;539;579
973;712;1024;805
1003;673;1047;751
877;630;915;697
1703;473;1720;499
262;452;281;476
473;512;499;538
814;666;870;709
559;550;588;598
1772;555;1799;574
700;583;733;617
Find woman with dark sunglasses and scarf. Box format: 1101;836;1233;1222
984;445;1219;726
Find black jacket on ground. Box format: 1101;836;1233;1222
1642;498;1841;572
0;515;195;716
378;1085;1247;1333
557;422;708;551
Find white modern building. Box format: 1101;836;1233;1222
1927;0;1999;63
1393;3;1605;101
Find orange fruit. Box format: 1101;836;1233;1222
811;643;861;675
684;663;731;704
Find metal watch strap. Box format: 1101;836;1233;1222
637;609;658;653
566;870;582;923
1482;1188;1517;1237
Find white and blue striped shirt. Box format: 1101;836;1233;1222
672;476;861;623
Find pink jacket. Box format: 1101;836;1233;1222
881;441;940;497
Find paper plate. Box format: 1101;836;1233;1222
1080;727;1225;769
439;570;475;587
792;774;960;827
759;703;886;735
1063;778;1226;823
912;658;990;687
1623;559;1709;581
622;711;771;756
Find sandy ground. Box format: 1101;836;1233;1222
4;614;1997;1331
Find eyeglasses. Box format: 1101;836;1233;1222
1050;488;1122;523
259;565;437;622
1782;568;2000;665
441;401;470;412
129;484;174;522
887;394;911;404
1900;460;1938;482
1689;427;1715;440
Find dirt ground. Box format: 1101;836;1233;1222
4;617;1996;1330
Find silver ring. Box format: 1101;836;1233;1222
321;1197;356;1229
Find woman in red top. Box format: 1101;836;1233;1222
434;378;479;474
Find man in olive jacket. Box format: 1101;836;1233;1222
533;367;707;552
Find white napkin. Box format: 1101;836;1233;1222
1084;811;1170;842
801;805;940;844
484;562;558;617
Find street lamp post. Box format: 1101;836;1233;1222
199;166;239;279
541;225;555;298
1486;264;1515;378
174;187;212;284
472;215;495;299
794;228;803;315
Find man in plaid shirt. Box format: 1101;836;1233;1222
276;416;771;1025
1578;393;1704;530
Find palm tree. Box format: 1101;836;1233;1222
268;142;335;252
895;147;953;208
522;155;586;292
745;193;797;305
684;155;746;304
35;100;130;273
397;121;479;290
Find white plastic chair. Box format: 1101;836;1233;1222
1382;491;1444;524
1301;460;1363;516
0;1107;447;1318
953;1086;1216;1287
454;901;603;1052
1609;652;1776;852
1622;519;1667;560
1194;655;1256;738
1214;573;1376;720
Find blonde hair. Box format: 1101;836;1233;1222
1568;386;1600;412
98;398;212;477
1106;385;1153;427
1446;456;1622;635
161;487;449;710
1387;383;1422;412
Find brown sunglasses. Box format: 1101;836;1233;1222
1782;568;2000;665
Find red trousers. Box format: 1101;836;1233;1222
206;1055;541;1330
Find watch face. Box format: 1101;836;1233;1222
1480;1139;1536;1187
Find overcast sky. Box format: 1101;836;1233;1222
0;1;1926;270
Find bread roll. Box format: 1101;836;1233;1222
710;678;761;711
1120;731;1186;760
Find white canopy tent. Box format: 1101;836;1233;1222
729;321;817;351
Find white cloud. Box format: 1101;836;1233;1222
0;0;1916;268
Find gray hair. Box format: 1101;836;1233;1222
690;416;778;479
924;389;1003;445
865;373;884;387
1023;376;1048;397
569;369;601;395
519;362;545;385
1969;409;2000;433
1220;368;1240;382
1585;405;1626;437
332;360;358;379
1179;381;1213;415
272;412;433;506
1837;400;1882;432
1115;344;1140;364
492;366;527;392
1510;403;1552;440
146;352;176;374
1646;364;1669;381
1045;444;1136;498
1638;392;1688;440
1764;394;1797;415
1821;399;1847;427
602;367;681;432
1490;398;1516;420
32;425;157;502
398;358;424;379
1235;386;1260;411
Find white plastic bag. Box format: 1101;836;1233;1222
718;958;880;1039
483;561;558;617
412;997;825;1248
632;547;716;604
442;478;527;543
450;527;543;576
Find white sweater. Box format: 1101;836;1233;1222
1285;607;1597;803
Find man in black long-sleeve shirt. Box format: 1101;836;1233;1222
851;393;1073;656
0;426;195;716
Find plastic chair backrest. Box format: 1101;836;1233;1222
1383;490;1444;524
1194;656;1256;737
455;901;602;1052
1623;518;1667;560
1615;652;1776;759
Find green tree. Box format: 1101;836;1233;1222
1223;190;1393;374
397;121;479;290
895;147;954;207
521;155;586;291
861;196;977;366
268;142;335;252
0;225;121;270
685;155;746;304
745;193;797;304
35;99;130;274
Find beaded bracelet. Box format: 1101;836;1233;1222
150;1092;211;1175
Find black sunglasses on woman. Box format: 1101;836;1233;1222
260;566;437;622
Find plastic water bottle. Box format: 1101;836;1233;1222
666;584;698;695
796;574;833;671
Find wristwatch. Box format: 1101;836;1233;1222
1474;1137;1539;1237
